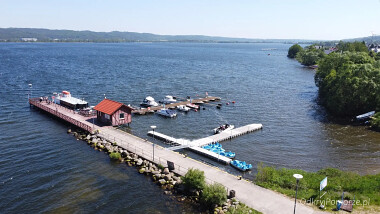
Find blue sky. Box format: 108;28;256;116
1;0;379;40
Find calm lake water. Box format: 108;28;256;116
0;43;379;213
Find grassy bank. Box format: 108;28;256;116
255;164;380;211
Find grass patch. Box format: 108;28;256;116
255;163;380;210
226;202;262;214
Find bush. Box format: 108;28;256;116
109;152;121;160
182;168;206;192
371;112;380;131
200;183;227;208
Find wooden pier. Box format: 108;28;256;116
29;98;94;132
147;123;263;164
132;96;221;114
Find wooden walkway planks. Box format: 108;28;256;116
29;98;94;132
132;96;221;114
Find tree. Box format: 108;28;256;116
296;48;325;66
315;51;380;116
287;44;303;58
182;168;206;192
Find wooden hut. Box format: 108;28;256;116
94;99;132;126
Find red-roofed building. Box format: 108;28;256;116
94;99;133;126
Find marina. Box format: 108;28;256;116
132;96;221;114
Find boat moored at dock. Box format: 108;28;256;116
177;105;190;112
156;109;177;118
213;124;234;134
186;103;199;109
160;95;177;104
231;160;252;171
53;91;88;110
140;96;159;107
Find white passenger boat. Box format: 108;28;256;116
53;91;88;109
177;105;190;112
156;109;177;118
140;96;159;107
213;124;234;134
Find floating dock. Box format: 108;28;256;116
147;123;263;164
192;124;263;147
132;96;221;114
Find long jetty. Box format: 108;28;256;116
29;97;320;214
132;96;221;114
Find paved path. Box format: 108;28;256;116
98;127;323;214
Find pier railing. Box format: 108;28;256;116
97;130;230;192
29;98;93;133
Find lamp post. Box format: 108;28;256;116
150;125;156;161
293;174;303;214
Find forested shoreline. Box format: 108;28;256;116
288;42;380;131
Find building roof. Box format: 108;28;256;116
94;99;132;115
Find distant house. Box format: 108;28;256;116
324;47;338;55
94;99;133;126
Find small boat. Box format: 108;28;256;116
355;111;375;121
230;160;252;171
186;103;199;109
202;143;236;158
213;124;234;134
140;96;159;107
177;105;190;112
156;109;177;118
160;95;177;104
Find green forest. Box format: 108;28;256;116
288;42;380;131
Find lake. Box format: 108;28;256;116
0;42;379;213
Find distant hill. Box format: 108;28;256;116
344;35;380;44
0;28;316;43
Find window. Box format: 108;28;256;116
119;113;125;119
105;114;110;120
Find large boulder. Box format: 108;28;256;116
164;174;172;181
163;168;170;175
158;179;166;185
136;159;143;166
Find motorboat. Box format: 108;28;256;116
140;96;159;107
160;95;177;104
213;124;234;134
186;103;199;109
230;160;252;171
177;105;190;112
156;109;177;118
